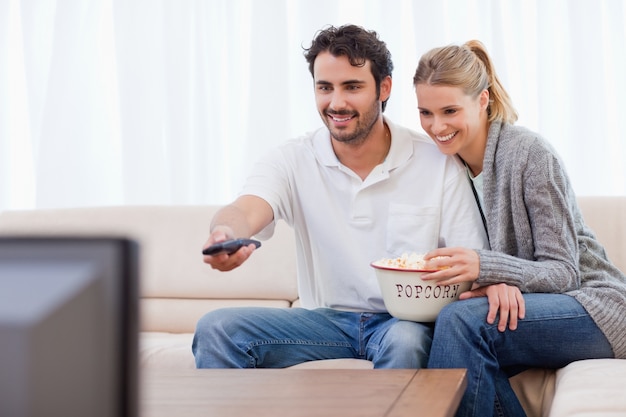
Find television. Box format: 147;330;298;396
0;237;139;417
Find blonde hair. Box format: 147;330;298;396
413;40;518;124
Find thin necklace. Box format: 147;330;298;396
463;160;489;241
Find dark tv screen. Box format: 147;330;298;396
0;237;139;417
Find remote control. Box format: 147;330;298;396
202;238;261;255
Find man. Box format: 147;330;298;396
192;24;488;368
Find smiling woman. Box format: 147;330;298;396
412;37;626;417
0;0;624;211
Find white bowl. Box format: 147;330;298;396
371;262;471;322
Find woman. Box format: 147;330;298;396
413;40;626;417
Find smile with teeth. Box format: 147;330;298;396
329;114;354;122
436;131;457;142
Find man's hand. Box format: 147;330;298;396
202;229;257;272
201;195;273;272
460;283;526;331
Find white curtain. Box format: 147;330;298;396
1;0;625;210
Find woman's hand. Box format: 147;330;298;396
461;283;526;331
421;247;480;285
422;248;525;331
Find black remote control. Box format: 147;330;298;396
202;238;261;255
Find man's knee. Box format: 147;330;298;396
192;308;255;368
386;320;433;347
374;321;433;368
196;308;238;333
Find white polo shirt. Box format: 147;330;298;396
241;117;488;312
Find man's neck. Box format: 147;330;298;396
333;121;390;180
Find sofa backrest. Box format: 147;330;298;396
0;206;298;333
577;196;626;274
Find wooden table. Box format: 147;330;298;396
141;368;467;417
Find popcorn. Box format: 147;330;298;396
374;252;447;270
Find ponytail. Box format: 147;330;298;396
465;41;518;124
414;40;518;124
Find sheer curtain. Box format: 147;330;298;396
1;0;625;211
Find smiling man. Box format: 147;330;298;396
313;50;391;180
192;24;488;369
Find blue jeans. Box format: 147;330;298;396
428;294;614;417
192;307;433;368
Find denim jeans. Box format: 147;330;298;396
427;293;614;417
192;306;433;368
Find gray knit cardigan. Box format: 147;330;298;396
476;121;626;358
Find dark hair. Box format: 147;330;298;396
304;24;394;111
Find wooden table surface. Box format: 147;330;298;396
141;368;467;417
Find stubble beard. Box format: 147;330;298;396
324;101;381;147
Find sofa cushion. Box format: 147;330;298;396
290;358;374;369
141;333;196;369
549;359;626;416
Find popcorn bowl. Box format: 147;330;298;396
371;260;471;322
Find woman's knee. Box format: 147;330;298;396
436;298;488;331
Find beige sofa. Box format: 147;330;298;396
1;196;625;417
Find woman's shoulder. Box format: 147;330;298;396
498;123;543;146
494;123;560;161
491;123;574;189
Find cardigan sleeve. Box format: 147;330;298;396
476;133;580;293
